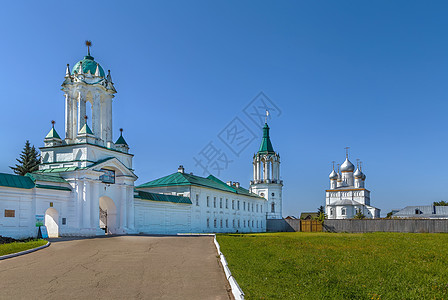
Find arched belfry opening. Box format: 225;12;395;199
99;196;117;234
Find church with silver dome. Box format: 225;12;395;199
326;151;380;219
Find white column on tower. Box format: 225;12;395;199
77;91;86;133
92;93;101;139
253;161;257;181
266;159;271;181
65;93;72;141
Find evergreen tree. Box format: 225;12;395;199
354;210;366;219
316;205;326;221
10;140;40;176
433;201;448;206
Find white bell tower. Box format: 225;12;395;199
250;123;283;219
62;41;117;147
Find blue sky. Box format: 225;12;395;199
0;1;447;217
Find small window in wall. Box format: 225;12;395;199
243;202;246;211
214;219;217;228
196;194;199;206
261;206;263;213
415;209;421;215
207;196;210;207
238;220;240;228
244;220;246;227
100;169;115;184
226;219;228;228
220;198;223;209
214;197;216;208
237;201;240;210
4;210;15;218
272;193;275;196
225;199;228;209
341;208;346;216
252;220;254;227
261;221;263;227
256;204;259;212
220;219;223;228
232;200;235;209
252;203;254;212
330;208;334;216
207;218;210;228
233;219;235;228
271;203;275;213
62;218;67;225
257;220;259;228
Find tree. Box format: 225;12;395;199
354;210;366;219
10;140;40;176
386;211;394;218
433;201;448;206
316;205;326;222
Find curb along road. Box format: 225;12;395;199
213;235;245;300
0;241;50;261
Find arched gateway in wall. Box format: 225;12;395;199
99;196;117;234
45;207;59;238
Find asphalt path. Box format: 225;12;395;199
0;235;232;300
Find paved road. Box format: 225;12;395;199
0;235;232;300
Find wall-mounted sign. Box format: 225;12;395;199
35;215;44;227
5;210;15;218
100;169;115;184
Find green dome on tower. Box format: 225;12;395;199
71;55;105;77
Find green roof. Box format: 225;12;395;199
0;173;35;189
137;172;261;198
72;55;105;77
115;133;128;145
135;190;192;204
26;173;68;184
37;167;78;173
36;184;72;191
258;123;275;154
78;124;93;135
45;127;61;139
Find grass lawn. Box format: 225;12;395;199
217;232;448;299
0;239;47;256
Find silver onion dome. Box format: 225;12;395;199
329;170;338;180
354;168;363;179
340;158;355;172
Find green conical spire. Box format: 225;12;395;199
115;128;128;145
258;123;275;154
45;121;61;139
78;123;93;135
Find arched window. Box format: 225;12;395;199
341;208;346;216
330;208;334;216
271;203;275;213
207;218;210;228
214;219;217;228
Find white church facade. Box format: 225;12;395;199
325;153;380;219
0;46;283;239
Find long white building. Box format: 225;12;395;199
325;153;380;219
0;46;283;238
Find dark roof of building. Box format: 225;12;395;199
134;190;192;204
137;172;262;199
300;212;319;219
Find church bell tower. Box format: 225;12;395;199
250;123;283;219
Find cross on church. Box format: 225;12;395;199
51;120;55;128
344;147;350;158
85;40;92;56
331;161;335;170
